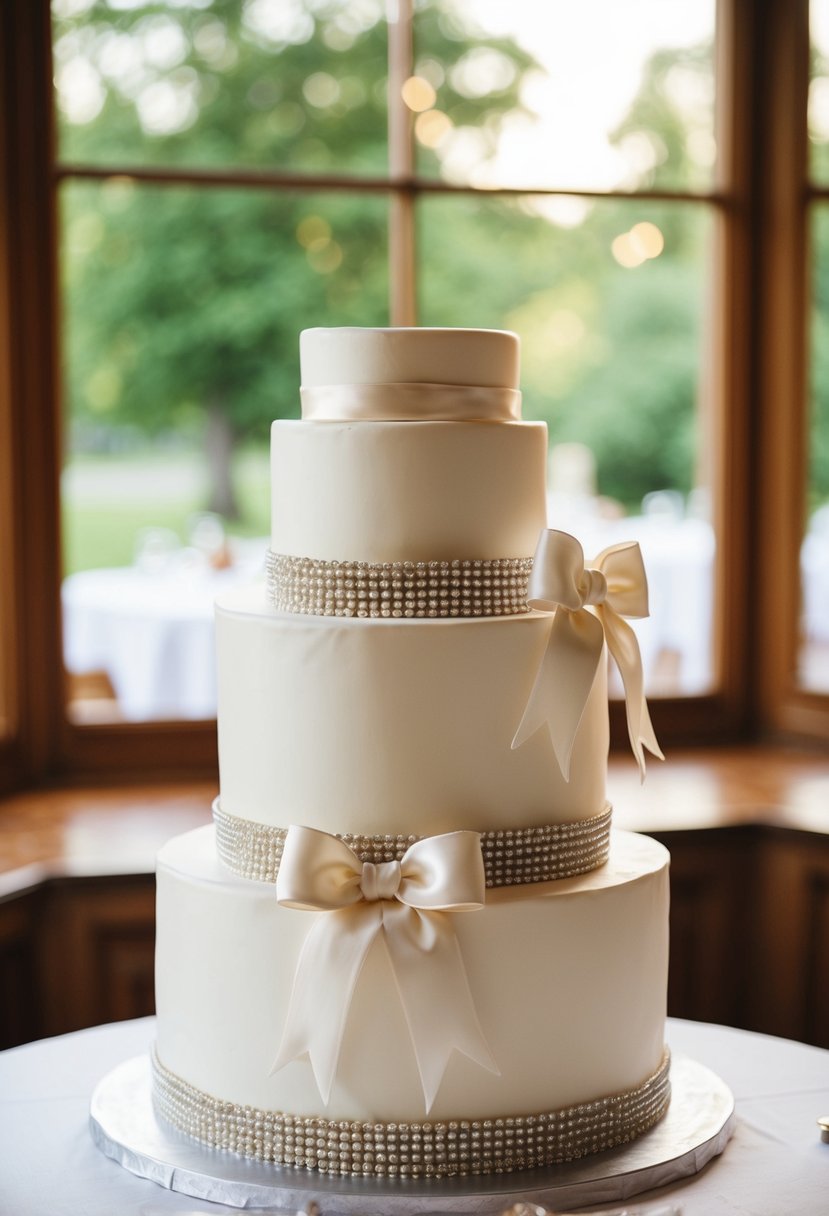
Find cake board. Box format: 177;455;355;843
90;1052;734;1214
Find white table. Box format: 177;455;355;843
0;1017;827;1214
62;552;263;721
60;508;829;718
549;503;829;696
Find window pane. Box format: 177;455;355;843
418;193;716;697
59;181;388;723
52;0;388;175
811;0;829;183
800;204;829;691
411;0;716;192
0;415;15;742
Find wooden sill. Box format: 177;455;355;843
0;781;214;899
0;745;827;900
608;743;829;835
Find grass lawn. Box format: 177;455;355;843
62;447;271;574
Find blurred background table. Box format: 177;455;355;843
0;1016;827;1215
59;505;829;718
62;541;264;722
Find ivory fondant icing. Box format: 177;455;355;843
272;328;543;564
300;326;520;389
215;588;609;834
155;826;669;1124
270;420;548;563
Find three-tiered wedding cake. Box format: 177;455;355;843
152;327;669;1179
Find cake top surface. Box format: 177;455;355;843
299;327;520;390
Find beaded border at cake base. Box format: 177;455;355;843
150;1047;671;1180
91;1048;737;1213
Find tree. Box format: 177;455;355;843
60;5;755;522
57;0;537;517
409;39;714;510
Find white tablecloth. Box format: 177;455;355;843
60;506;829;719
0;1018;827;1214
62;558;263;721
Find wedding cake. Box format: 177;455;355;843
152;327;670;1179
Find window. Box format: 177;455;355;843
802;0;829;693
754;0;829;739
0;0;825;788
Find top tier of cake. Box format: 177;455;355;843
270;327;547;564
300;326;520;393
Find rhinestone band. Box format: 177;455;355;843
266;550;533;619
213;801;612;889
152;1046;670;1178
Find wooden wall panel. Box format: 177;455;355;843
0;893;39;1046
804;871;829;1047
35;876;156;1038
655;829;755;1029
736;832;829;1045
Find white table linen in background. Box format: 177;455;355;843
61;518;717;723
0;1017;826;1215
546;503;717;696
60;507;829;720
62;550;264;721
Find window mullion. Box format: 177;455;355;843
1;0;65;785
754;0;820;734
387;0;416;325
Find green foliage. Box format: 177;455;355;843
58;0;536;458
551;261;699;506
63;183;390;441
810;209;829;505
417;187;705;509
63;448;269;572
60;2;781;521
58;1;390;172
609;44;714;192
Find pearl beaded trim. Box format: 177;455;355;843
213;801;612;890
151;1046;670;1178
266;550;534;618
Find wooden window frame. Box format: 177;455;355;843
0;0;824;792
755;0;829;739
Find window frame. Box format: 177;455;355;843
754;0;829;739
0;0;821;791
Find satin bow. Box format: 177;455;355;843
271;825;498;1112
512;529;664;781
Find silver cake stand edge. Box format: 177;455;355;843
90;1053;735;1214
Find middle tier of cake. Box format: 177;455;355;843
216;588;609;835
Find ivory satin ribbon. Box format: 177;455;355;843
512;529;664;781
300;381;522;422
271;825;499;1112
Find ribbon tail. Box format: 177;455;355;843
601;607;665;781
512;608;605;781
638;698;664;774
270;903;380;1104
383;904;499;1114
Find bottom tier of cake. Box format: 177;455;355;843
154;825;669;1178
